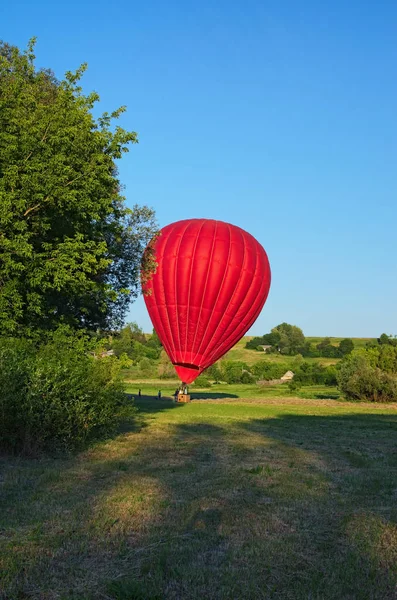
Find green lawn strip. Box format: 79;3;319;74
125;382;341;400
1;397;396;599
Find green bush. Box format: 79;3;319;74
222;361;249;384
0;338;36;450
292;362;337;386
337;351;397;402
241;370;254;383
158;350;177;379
137;357;157;378
251;360;290;381
288;380;302;393
118;353;133;369
0;333;132;454
204;363;222;383
192;376;212;388
324;365;338;386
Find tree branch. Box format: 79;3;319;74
23;203;41;217
65;172;86;186
24;193;51;217
23;123;51;163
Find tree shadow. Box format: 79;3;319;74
2;411;397;599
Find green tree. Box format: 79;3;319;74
126;322;147;345
138;357;155;378
378;345;397;374
300;342;319;357
112;322;156;361
147;328;162;348
111;325;135;358
271;323;305;355
158;350;175;379
146;328;162;358
378;333;397;347
221;361;250;384
338;338;354;356
337;349;397;402
316;338;339;358
251;360;289;381
292;353;304;368
205;363;222;383
293;361;332;385
245;336;266;350
245;331;281;350
0;39;157;337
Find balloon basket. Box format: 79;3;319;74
177;394;191;403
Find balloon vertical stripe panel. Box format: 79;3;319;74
192;226;248;364
142;218;271;384
204;245;270;367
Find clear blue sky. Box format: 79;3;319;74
2;0;397;337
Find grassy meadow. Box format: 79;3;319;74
1;392;397;599
306;336;374;348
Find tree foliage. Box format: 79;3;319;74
316;338;338;358
338;347;397;402
378;333;397;347
246;324;355;359
0;330;130;453
338;338;354;356
245;323;305;355
271;323;305;355
111;323;162;361
0;39;157;336
204;363;222;383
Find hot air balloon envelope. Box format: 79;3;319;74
142;219;271;383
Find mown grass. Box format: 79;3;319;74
1;395;396;599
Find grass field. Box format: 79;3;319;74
125;382;341;401
1;392;397;599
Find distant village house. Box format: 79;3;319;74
260;345;272;352
258;370;295;386
280;370;294;382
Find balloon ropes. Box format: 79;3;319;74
142;219;271;384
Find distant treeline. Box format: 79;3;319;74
245;322;384;358
203;359;338;387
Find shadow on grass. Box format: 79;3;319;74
189;392;239;400
130;394;185;415
1;410;397;599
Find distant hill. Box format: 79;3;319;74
223;336;376;366
305;337;374;348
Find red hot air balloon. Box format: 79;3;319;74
142;219;271;384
